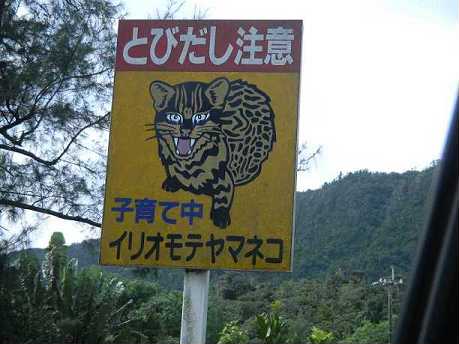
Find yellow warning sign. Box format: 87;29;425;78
100;20;302;271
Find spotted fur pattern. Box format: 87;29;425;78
149;77;275;228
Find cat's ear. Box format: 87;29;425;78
149;81;175;111
205;77;230;108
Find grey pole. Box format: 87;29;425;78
180;269;210;344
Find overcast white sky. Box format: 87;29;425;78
28;0;458;247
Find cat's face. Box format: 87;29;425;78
149;78;230;158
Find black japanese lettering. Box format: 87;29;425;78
144;232;164;260
265;238;283;263
226;235;245;263
185;233;203;261
130;232;146;260
165;234;183;260
244;235;264;265
206;234;224;263
109;231;127;259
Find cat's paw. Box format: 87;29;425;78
162;178;181;192
210;207;231;229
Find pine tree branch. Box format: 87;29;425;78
0;198;101;227
0;112;109;166
0;68;111;134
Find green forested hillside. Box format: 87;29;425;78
293;166;436;280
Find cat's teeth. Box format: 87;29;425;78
190;138;195;147
173;137;178;147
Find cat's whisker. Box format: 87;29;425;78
145;135;157;141
155;126;173;131
145;127;156;132
156;128;176;133
157;124;178;131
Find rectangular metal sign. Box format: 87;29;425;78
100;20;302;271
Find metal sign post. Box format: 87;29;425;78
180;269;210;344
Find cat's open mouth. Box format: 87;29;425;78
173;137;196;156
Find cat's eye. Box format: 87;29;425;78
165;113;183;124
192;112;210;125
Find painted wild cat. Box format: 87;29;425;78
149;77;276;228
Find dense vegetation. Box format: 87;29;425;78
0;166;436;343
0;235;401;344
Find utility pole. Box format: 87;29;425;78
371;266;404;344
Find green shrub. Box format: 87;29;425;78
218;320;249;344
309;326;335;344
255;312;288;344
